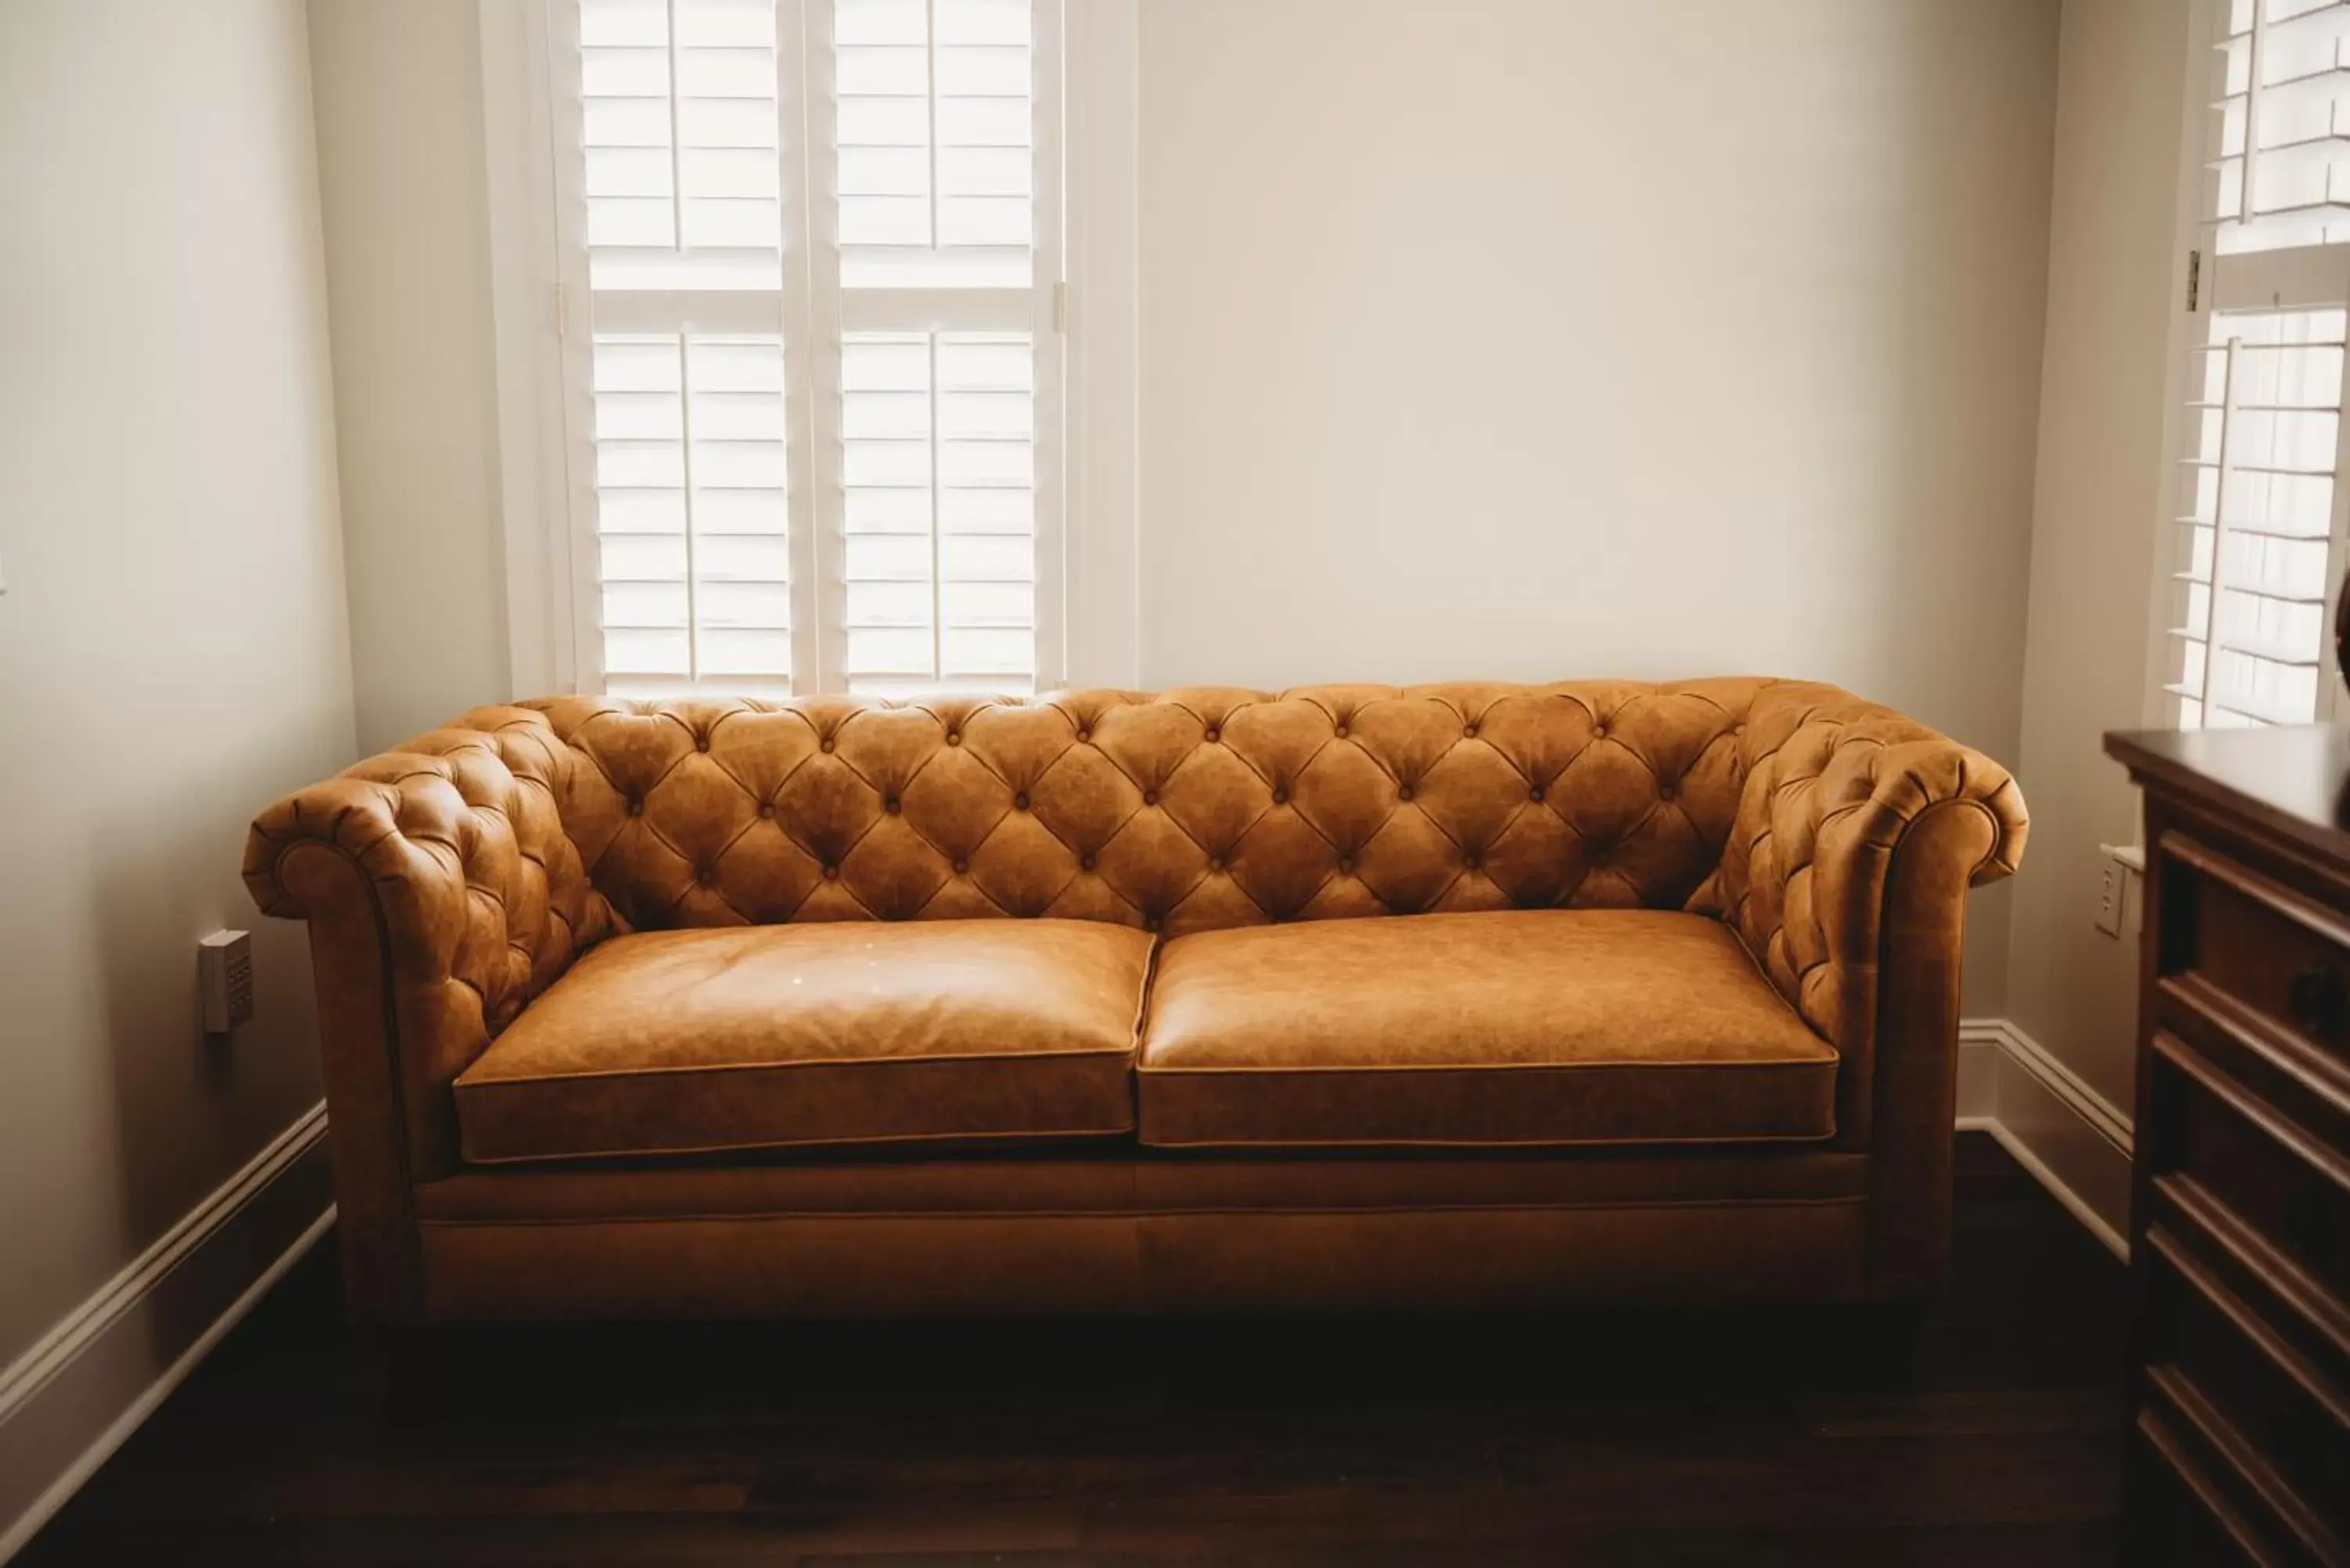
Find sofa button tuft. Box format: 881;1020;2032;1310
953;858;969;874
1529;785;1546;802
695;735;710;753
627;798;645;816
885;797;901;814
757;803;775;819
1144;789;1159;806
820;738;836;754
1398;784;1414;802
1081;854;1097;871
1205;726;1220;742
1076;728;1090;742
1208;857;1224;872
822;864;839;880
1334;724;1349;739
1339;857;1354;874
1014;792;1030;811
945;730;961;746
1271;787;1289;805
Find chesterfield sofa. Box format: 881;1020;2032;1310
244;678;2025;1323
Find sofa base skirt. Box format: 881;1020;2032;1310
414;1198;1872;1319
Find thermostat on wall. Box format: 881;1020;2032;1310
200;930;255;1035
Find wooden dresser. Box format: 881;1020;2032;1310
2106;726;2350;1567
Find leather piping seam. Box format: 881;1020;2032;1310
1133;1056;1835;1074
414;1195;1871;1227
1130;1128;1841;1151
457;1042;1144;1086
458;1122;1141;1164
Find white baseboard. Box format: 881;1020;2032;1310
1958;1017;2133;1260
0;1103;334;1565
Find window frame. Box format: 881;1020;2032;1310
476;0;1138;700
2142;0;2350;730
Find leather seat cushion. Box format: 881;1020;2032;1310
454;920;1154;1162
1136;909;1837;1148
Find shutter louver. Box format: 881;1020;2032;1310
2164;0;2350;727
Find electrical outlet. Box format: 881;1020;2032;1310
2095;862;2124;938
200;930;255;1034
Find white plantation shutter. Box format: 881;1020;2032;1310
839;330;1040;689
836;0;1034;284
827;0;1057;695
591;334;794;686
2165;0;2350;727
552;0;1061;696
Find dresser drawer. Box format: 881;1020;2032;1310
2135;1390;2318;1568
2142;1223;2350;1563
2155;1033;2350;1328
2166;836;2350;1059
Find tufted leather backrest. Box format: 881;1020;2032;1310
477;678;1791;939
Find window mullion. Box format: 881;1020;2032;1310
662;0;703;685
676;335;703;681
927;329;944;681
790;0;847;692
1029;0;1065;689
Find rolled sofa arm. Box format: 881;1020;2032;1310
1690;681;2026;1295
243;708;616;1318
1697;683;2026;1044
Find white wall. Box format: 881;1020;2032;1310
2005;0;2195;1112
308;0;512;753
1137;0;2062;1011
0;0;353;1522
291;0;2063;1010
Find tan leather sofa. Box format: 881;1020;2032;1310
244;679;2025;1322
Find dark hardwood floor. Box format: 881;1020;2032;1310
16;1133;2128;1567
